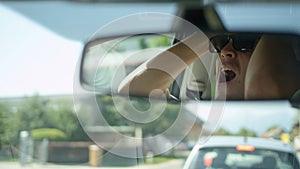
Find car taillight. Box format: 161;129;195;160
236;145;255;152
204;157;213;167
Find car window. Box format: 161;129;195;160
188;147;300;169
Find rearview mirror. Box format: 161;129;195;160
75;12;217;100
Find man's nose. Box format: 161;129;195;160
220;40;236;60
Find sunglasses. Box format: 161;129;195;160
209;33;261;53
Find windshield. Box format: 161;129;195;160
187;147;300;169
1;1;300;169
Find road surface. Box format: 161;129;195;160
0;159;184;169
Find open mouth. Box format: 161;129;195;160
219;68;236;83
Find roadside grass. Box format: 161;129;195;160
144;155;182;165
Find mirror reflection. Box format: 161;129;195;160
81;34;174;93
81;32;300;104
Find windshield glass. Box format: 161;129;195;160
1;1;300;169
187;147;300;169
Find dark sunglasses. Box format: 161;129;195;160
209;33;261;53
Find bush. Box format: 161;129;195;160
31;128;67;141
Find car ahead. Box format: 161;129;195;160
183;136;300;169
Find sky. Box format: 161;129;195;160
187;101;299;136
0;2;177;98
0;4;82;98
219;101;298;136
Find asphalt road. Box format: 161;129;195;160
0;159;184;169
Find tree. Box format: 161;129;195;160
97;95;180;136
47;98;89;141
14;95;51;130
0;102;10;146
213;128;232;136
31;128;67;141
236;128;257;137
212;127;257;137
139;34;172;49
7;95;89;143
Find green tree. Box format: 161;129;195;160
2;102;21;145
139;35;172;49
148;35;172;48
47;98;89;141
31;128;67;141
236;128;257;137
213;128;232;136
14;95;52;131
97;95;180;136
0;102;10;146
8;95;89;143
